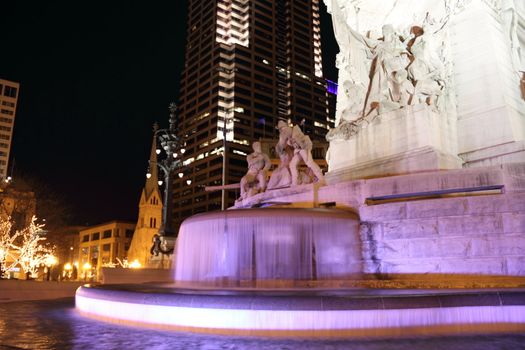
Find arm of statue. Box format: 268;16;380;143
329;0;374;52
263;154;271;171
246;153;256;167
346;24;374;49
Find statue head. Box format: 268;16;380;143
252;141;262;153
276;120;289;131
382;24;395;38
410;25;424;37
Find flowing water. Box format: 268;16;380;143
175;208;361;283
1;298;524;350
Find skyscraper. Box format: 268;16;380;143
0;79;19;180
173;0;335;228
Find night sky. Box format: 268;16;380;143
1;1;338;226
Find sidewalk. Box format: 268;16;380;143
0;280;85;303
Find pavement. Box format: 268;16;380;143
0;279;86;303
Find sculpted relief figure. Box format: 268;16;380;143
239;141;271;200
501;0;525;77
406;24;446;107
328;0;370;125
325;0;455;141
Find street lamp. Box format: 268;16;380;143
82;262;92;282
150;102;186;256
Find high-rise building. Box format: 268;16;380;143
173;0;335;228
0;79;19;180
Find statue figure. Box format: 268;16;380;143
328;0;371;123
365;24;410;114
239;141;271;200
329;0;371;89
406;24;445;107
340;80;367;122
266;149;292;189
274;120;325;186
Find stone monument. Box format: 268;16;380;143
325;0;525;180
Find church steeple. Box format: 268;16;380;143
145;124;160;199
127;124;163;267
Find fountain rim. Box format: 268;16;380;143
180;207;359;225
75;284;525;337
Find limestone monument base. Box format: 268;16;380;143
327;104;462;181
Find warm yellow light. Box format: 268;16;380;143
64;263;72;271
46;255;58;266
83;262;92;270
129;259;142;269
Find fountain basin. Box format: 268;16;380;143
76;284;525;337
175;208;361;284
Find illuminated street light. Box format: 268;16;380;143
45;255;57;267
129;259;142;269
82;262;92;282
148;103;187;256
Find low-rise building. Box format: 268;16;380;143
78;221;135;281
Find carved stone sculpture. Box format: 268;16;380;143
273;121;325;186
239;141;271;200
267;138;293;189
325;0;460;141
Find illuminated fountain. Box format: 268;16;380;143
76;0;525;337
175;208;361;285
76;201;525;336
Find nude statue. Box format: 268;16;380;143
274;121;325;186
239;141;271;200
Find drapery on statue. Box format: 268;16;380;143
239;141;271;200
275;120;325;186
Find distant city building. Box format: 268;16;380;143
127;133;163;268
46;225;85;271
78;221;135;281
173;0;336;228
0;79;19;180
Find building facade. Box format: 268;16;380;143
0;79;19;180
78;221;135;281
173;0;335;228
